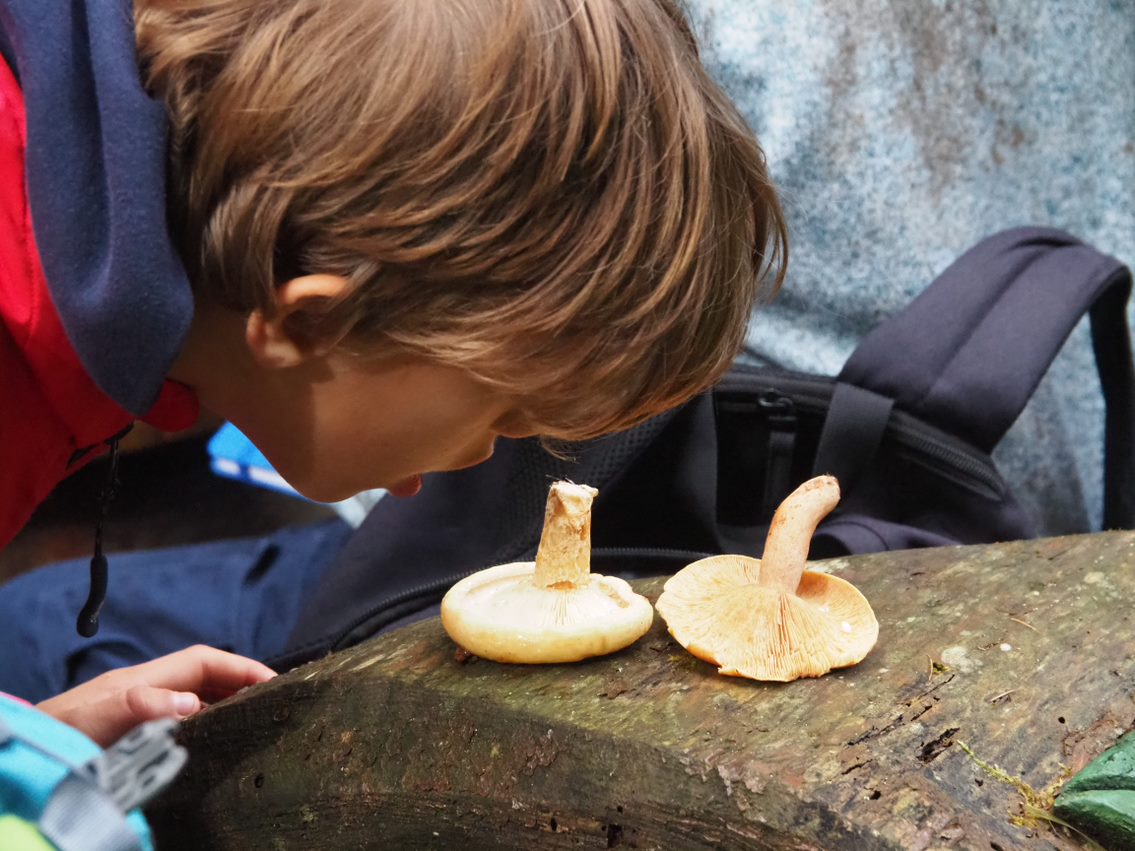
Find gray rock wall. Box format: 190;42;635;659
689;0;1134;533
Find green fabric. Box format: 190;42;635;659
1054;732;1135;849
0;815;57;851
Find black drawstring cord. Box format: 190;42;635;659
77;429;129;637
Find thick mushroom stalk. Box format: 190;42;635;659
534;482;596;587
656;475;879;682
441;481;653;664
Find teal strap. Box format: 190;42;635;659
1;700;177;851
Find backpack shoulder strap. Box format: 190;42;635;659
0;698;178;851
816;227;1134;527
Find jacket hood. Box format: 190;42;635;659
0;0;193;416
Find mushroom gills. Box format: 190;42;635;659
656;475;879;681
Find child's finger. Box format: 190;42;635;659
132;645;277;695
36;646;273;747
71;686;200;747
123;684;201;724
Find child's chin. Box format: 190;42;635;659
449;439;497;473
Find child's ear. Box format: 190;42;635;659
244;274;350;369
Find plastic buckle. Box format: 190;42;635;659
80;718;188;812
756;389;797;426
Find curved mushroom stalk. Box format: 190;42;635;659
758;475;841;592
441;481;653;664
656;475;878;682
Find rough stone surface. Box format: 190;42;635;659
687;0;1135;535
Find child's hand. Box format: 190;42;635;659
36;644;276;746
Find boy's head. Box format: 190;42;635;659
138;0;787;498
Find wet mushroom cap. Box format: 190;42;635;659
441;562;654;664
656;554;879;681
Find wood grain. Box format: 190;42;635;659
148;532;1135;849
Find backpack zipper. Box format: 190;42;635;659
724;368;1005;498
325;370;1005;652
328;546;712;651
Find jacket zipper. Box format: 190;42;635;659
75;424;133;637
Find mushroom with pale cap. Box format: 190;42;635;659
441;481;654;663
655;475;878;681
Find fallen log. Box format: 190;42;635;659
147;532;1135;849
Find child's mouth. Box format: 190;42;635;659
388;474;423;498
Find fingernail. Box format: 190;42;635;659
173;693;200;716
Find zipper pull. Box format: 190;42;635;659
714;389;800;545
76;428;130;637
757;391;798;520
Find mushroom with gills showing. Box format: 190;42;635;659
441;481;654;664
655;475;878;682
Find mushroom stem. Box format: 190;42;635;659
757;475;840;593
533;481;599;588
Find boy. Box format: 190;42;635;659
0;0;785;745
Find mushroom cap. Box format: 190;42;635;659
656;554;879;681
441;562;654;664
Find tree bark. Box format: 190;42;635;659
148;532;1135;849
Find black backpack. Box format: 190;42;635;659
273;227;1134;669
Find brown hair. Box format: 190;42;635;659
135;0;786;440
